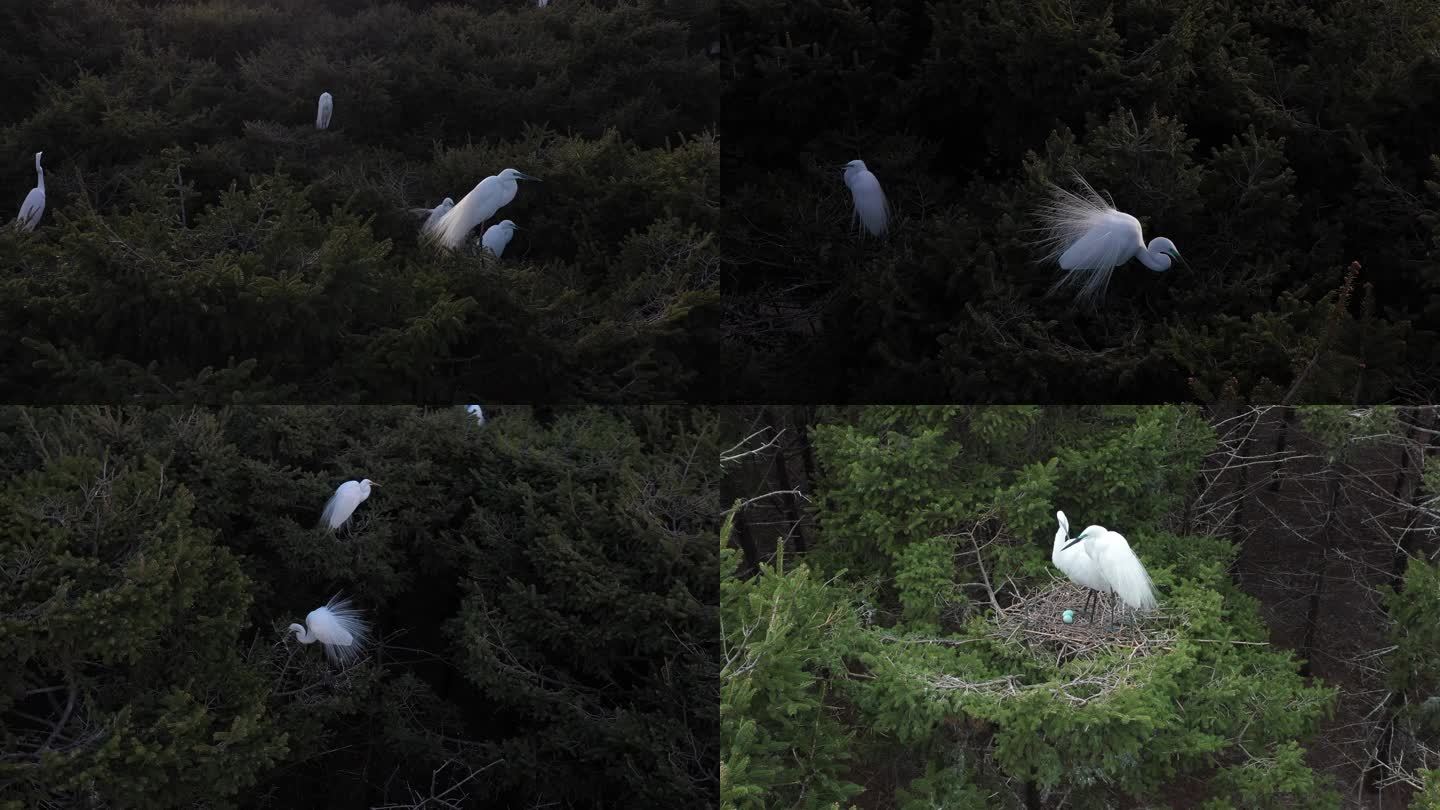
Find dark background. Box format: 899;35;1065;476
720;0;1440;404
0;0;719;402
0;405;719;809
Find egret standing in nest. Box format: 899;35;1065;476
1057;521;1157;624
1050;511;1110;622
1032;171;1180;307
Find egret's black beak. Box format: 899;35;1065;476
1060;537;1083;552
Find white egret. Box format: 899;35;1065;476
481;220;519;258
466;404;485;426
1058;523;1157;623
426;168;540;250
318;478;378;531
1033;172;1179;307
288;594;370;666
412;197;455;231
316;92;333;130
537;0;549;7
841;159;889;238
14;152;45;231
1050;511;1109;621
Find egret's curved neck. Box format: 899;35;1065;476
35;165;44;191
290;624;315;644
1137;248;1171;272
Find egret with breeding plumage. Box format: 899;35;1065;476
1032;172;1180;307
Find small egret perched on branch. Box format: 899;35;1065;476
1058;522;1157;623
319;479;378;531
316;92;333;130
413;197;454;231
481;220;519;258
841;159;889;238
14;151;45;231
288;594;369;665
466;404;485;426
1033;172;1179;307
426;168;540;250
1050;511;1110;621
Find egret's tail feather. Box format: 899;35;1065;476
1105;550;1157;611
853;192;890;237
321;594;370;665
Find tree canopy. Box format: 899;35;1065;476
721;0;1440;402
0;405;719;808
0;0;718;401
722;405;1440;808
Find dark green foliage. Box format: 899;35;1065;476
0;0;718;401
722;0;1438;402
0;406;719;808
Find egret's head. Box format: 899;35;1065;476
360;478;378;490
1147;237;1180;271
842;159;867;173
499;168;540;183
497;219;518;231
442;197;454;207
34;151;43;165
288;622;309;640
1061;525;1104;552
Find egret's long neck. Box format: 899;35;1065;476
1137;248;1170;272
35;165;44;192
290;624;315;644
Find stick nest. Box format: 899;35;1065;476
990;581;1176;664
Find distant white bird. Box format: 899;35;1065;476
412;197;454;231
14;151;45;231
425;168;540;250
288;594;369;666
1033;172;1179;307
842;159;889;238
1050;511;1109;621
466;404;485;426
481;220;519;258
316;92;333;130
319;479;378;531
537;0;549;7
1058;523;1157;623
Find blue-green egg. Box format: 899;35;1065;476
1062;609;1075;624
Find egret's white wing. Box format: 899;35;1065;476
318;490;342;528
428;178;501;249
319;481;362;530
423;200;454;231
1051;211;1141;306
1091;531;1156;610
15;188;44;231
1053;539;1109;593
307;594;370;665
846;171;889;237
